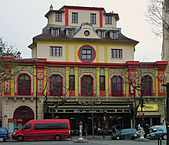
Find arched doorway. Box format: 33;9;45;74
18;74;31;95
50;75;62;96
13;106;34;125
81;75;93;96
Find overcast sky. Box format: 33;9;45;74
0;0;162;62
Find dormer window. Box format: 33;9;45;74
67;30;74;38
56;13;62;22
51;29;59;37
100;31;104;39
112;32;118;39
105;15;112;24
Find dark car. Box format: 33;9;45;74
0;127;9;142
112;128;138;140
146;125;167;140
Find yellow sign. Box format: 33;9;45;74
137;104;158;112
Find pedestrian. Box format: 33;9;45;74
84;124;88;139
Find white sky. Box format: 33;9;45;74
0;0;162;62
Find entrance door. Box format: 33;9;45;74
81;76;93;96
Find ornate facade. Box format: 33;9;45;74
1;5;168;134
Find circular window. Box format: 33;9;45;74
78;45;96;62
84;30;90;36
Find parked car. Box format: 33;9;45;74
0;127;9;142
146;125;167;140
12;119;70;141
112;129;138;140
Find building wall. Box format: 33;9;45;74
36;41;135;63
47;7;117;28
48;12;65;25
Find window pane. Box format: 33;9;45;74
87;50;91;54
82;55;86;59
87;55;91;59
82;50;87;54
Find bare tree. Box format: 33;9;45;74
147;0;169;36
123;66;151;129
0;37;20;94
42;76;73;119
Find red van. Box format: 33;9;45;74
12;119;70;141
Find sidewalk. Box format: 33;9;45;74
70;135;112;141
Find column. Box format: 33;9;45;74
96;68;100;96
11;67;14;96
105;45;108;63
75;67;78;96
105;68;109;96
66;44;69;62
155;67;158;96
66;67;69;96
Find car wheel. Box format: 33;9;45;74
0;137;4;142
17;136;24;142
162;134;167;140
54;135;61;141
116;136;120;140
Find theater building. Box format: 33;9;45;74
1;5;168;134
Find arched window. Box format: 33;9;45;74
81;75;93;96
112;76;123;96
50;75;62;96
142;76;152;96
18;74;31;95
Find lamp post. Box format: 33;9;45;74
162;83;169;145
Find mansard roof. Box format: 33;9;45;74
28;29;138;49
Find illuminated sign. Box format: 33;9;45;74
137;104;158;112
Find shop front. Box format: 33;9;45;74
136;104;163;128
44;101;133;135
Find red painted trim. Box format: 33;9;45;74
100;91;105;96
65;7;104;11
78;45;96;63
65;7;68;26
69;90;75;96
16;59;168;67
99;10;103;27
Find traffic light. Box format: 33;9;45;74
140;113;144;117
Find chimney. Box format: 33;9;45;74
50;4;53;10
16;51;21;59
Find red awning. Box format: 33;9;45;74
0;116;2;120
